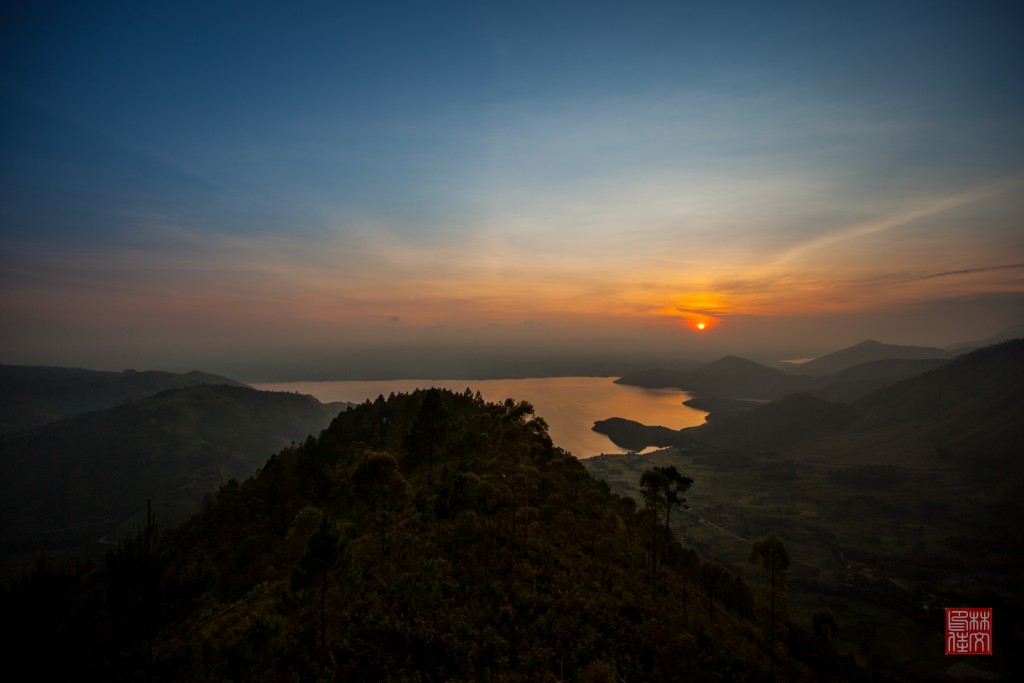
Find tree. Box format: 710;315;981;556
405;388;447;487
812;607;838;641
105;501;175;679
749;533;790;681
351;449;410;555
297;513;343;651
699;560;728;623
352;449;411;513
498;399;542;541
639;465;693;597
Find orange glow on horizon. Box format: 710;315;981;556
651;292;726;333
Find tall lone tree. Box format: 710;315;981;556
639;465;693;597
749;533;791;681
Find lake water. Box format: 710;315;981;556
254;377;707;459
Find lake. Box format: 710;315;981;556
254;377;706;459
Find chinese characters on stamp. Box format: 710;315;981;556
946;608;992;655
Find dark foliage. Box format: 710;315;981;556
3;389;846;681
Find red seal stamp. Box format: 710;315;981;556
946;608;992;655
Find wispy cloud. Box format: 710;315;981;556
767;175;1024;269
910;263;1024;281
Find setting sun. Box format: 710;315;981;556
697;322;706;330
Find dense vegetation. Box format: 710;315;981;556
3;388;853;681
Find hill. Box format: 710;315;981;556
945;324;1024;354
0;384;347;573
618;356;820;399
612;366;691;389
617;351;952;407
846;338;1024;471
0;365;249;435
682;396;763;419
697;393;852;449
587;340;1024;679
684;356;821;399
687;340;1023;467
788;340;949;376
592;416;689;451
2;389;848;681
807;358;949;403
601;340;1023;475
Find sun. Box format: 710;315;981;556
677;312;718;332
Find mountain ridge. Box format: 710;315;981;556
616;340;962;404
0;364;250;435
788;339;950;376
0;383;348;574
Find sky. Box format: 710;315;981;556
2;1;1022;379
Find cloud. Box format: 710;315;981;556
911;263;1024;282
767;175;1024;269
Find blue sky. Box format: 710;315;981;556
2;1;1022;375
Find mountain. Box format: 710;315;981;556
847;339;1024;469
682;396;763;419
697;393;852;449
592;416;689;450
618;356;820;400
3;388;843;681
787;339;950;376
945;324;1024;354
588;341;1024;679
0;384;348;573
606;341;1023;468
684;356;821;398
0;365;250;435
612;366;691;389
808;357;949;403
689;340;1022;461
616;350;954;404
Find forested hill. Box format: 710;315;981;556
4;389;850;682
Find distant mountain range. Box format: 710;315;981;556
604;339;1023;472
673;355;822;399
0;365;250;435
0;370;350;574
784;339;949;376
945;323;1024;354
615;338;978;403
